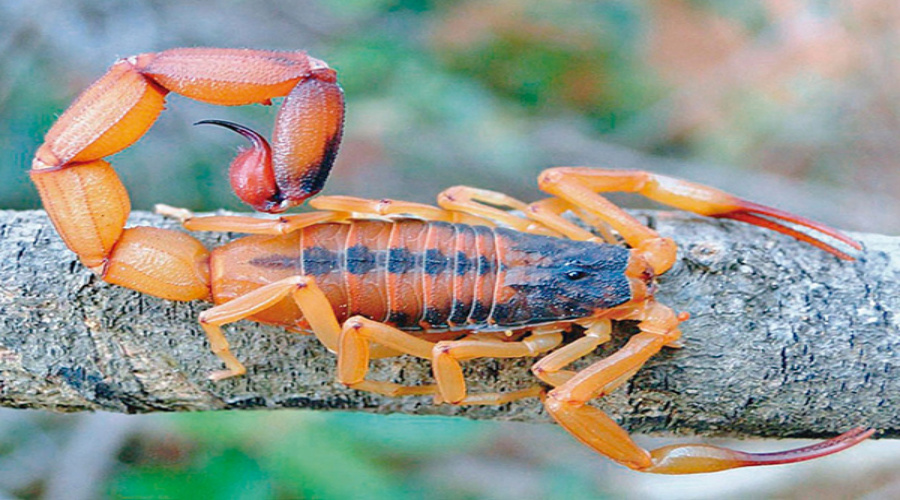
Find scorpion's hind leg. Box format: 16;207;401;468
431;329;564;405
198;275;373;380
156;204;347;236
542;301;874;474
337;317;439;397
309;195;489;227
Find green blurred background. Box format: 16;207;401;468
2;0;898;498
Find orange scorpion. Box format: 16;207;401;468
31;48;873;474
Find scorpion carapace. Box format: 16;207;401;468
31;47;871;474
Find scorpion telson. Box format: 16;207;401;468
32;47;871;474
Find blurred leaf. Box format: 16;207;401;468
108;448;273;500
169;411;455;499
429;0;658;131
322;0;398;21
687;0;767;31
544;466;614;500
262;413;418;500
325;412;490;455
1;58;64;210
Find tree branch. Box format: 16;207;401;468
1;210;896;439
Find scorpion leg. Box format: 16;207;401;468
543;300;874;474
437;186;628;244
436;187;630;244
530;318;612;387
338;319;558;402
523;198;619;244
432;329;564;404
312;195;450;220
437;186;560;236
158;201;404;237
337;316;438;397
312;191;565;242
174;210;346;235
199;275;348;379
538;167;861;270
309;195;490;226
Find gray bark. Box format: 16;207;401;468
0;209;896;440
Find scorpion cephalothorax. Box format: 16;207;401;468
31;47;871;474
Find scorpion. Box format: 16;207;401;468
31;47;873;474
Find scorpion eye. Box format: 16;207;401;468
565;269;589;281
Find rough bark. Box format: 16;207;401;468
0;209;896;440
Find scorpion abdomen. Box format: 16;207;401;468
210;219;634;333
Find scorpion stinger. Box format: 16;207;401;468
195;119;281;212
194;79;344;214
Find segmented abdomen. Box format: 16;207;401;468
211;219;505;331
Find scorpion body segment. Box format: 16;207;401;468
32;47;872;475
211;219;637;333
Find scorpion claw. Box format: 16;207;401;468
713;200;862;260
644;427;875;474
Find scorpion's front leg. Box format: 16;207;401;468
543;300;874;474
31;48;343;301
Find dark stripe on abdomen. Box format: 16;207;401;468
467;225;497;325
249;219;499;330
421;221;457;328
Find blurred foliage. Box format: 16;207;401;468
2;0;900;498
4;0;900;230
430;1;657;132
103;411;614;500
